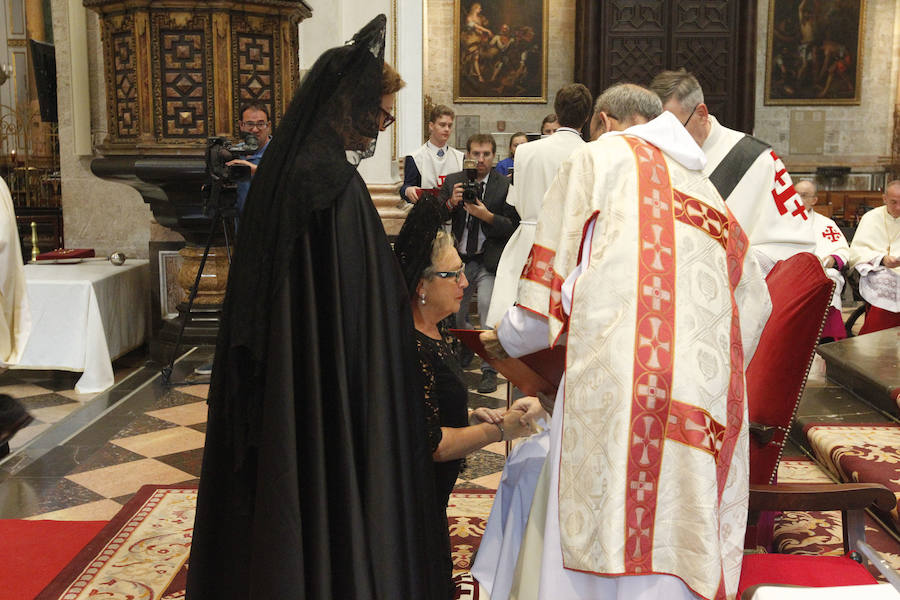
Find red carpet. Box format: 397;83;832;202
0;519;106;600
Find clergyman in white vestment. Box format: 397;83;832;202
650;70;816;275
485;84;592;328
0;176;29;367
482;85;771;600
848;180;900;334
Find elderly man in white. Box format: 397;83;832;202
476;84;770;600
796;180;850;341
849;180;900;335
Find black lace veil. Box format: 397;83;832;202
211;15;388;452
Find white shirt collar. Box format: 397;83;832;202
603;111;707;171
555;127;581;136
426;140;447;154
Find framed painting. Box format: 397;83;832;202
765;0;864;105
453;0;548;103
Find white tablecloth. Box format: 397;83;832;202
749;583;900;599
12;259;149;393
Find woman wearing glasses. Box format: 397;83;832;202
395;196;532;590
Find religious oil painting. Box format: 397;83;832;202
765;0;864;105
454;0;548;103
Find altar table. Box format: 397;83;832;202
12;260;149;393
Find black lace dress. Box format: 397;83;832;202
417;326;470;507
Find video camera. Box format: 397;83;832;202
462;158;479;203
206;134;259;183
203;134;259;215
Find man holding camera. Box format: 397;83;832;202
439;133;519;392
228;103;273;218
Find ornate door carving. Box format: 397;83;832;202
576;0;756;132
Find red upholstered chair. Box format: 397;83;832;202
745;253;835;487
738;483;895;598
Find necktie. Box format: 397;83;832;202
465;181;485;255
437;148;445;157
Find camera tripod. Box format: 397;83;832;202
160;184;236;385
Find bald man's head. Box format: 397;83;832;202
795;180;818;211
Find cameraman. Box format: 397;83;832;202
227;103;273;219
439;133;519;393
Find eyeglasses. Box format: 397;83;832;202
682;104;699;127
379;107;395;129
434;268;464;283
241;120;269;130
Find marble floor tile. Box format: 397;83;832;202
470;471;502;490
67;443;147;475
9;422;53;450
459;449;507;481
0;477;104;518
19;392;79;410
112;427;206;458
65;458;194;498
155;447;205;478
112;414;181;439
28;498;123;521
482;441;506;455
29;402;82;424
178;384;209;399
147;401;209;426
0;383;53;398
57;389;101;402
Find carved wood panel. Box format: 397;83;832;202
153;17;212;139
576;0;755;132
112;31;138;138
232;13;286;127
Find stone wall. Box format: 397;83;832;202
51;0;152;259
422;0;576;161
754;0;900;172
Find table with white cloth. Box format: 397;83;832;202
748;583;900;599
12;260;149;393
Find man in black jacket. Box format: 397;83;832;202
439;133;519;392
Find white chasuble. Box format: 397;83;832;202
849;205;900;312
810;210;850;310
513;128;770;600
0;177;30;366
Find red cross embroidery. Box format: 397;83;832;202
822;226;842;242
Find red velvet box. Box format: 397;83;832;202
35;248;96;261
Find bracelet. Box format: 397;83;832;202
493;421;505;442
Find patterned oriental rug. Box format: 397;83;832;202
36;484;195;600
34;484;495;600
775;456;900;579
805;424;900;532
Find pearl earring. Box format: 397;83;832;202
419;292;426;305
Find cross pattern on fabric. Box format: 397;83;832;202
667;400;726;461
822;225;843;243
521;244;556;288
623;135;676;575
673;190;730;250
770;150;808;221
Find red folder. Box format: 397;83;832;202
451;328;565;396
415;188;440;200
35;248;95;261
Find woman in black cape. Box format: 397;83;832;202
186;15;448;600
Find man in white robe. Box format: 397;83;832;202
486;83;592;328
650;70;816;274
796;180;850;340
848;180;900;334
400;105;465;203
0;176;29;368
481;84;771;600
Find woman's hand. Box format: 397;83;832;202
479;329;509;360
509;396;545;426
500;408;534;441
469;406;504;426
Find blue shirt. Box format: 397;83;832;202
495;156;514;176
236;138;270;217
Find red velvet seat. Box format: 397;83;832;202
738;554;876;598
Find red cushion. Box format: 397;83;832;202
746;253;834;485
738;554;876;597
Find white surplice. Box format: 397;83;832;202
849;205;900;312
490;113;771;600
485;128;585;328
0;177;30;366
702;116;816;272
409;140;464;190
810;210;850;310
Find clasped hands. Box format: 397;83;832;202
883;255;900;269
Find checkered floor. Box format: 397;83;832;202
0;349;509;520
